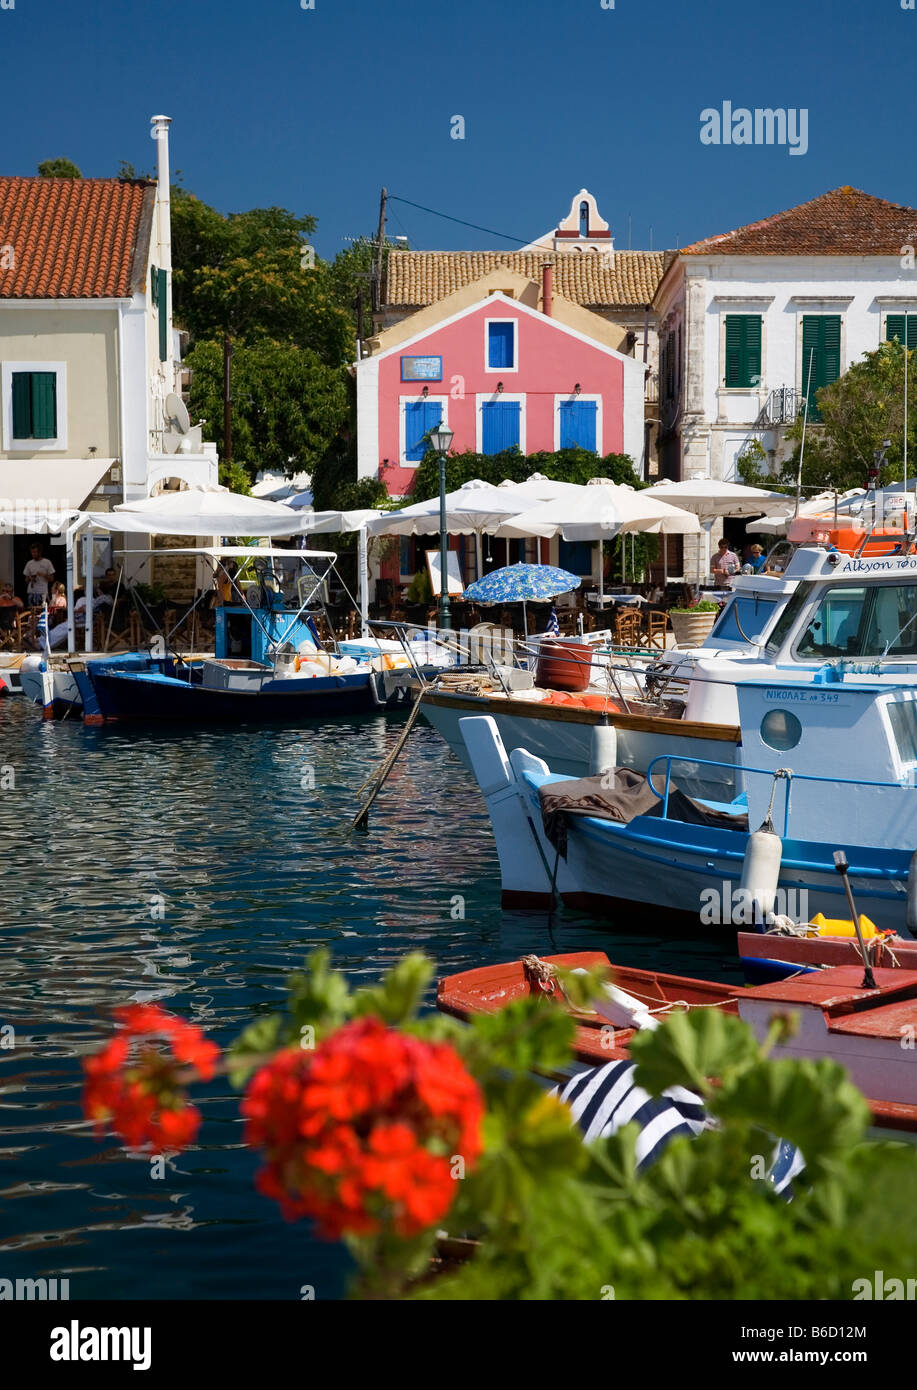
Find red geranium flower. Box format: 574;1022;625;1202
243;1017;483;1239
82;1003;219;1153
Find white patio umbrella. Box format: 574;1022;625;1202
495;481;700;601
364;477;581;585
0;507;79;533
643;477;792;579
111;484;308;536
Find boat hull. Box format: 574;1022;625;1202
82;666;379;723
458;713;911;936
422;688;741;794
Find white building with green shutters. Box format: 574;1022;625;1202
0;115;217;592
652;187;917;538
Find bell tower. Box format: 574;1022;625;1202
524;189;614;257
554;189;614;254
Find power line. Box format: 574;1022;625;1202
387;195;530;246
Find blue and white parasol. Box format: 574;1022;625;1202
463;562;581;638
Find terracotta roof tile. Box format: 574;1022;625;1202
0;177;154;298
385;249;664;309
681;187;917;257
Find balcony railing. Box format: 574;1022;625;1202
754;386;802;428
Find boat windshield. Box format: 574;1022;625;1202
764;582;814;658
708;593;783;645
794;582;917;659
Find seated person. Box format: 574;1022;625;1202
45;586;113;650
49;582;67;612
747;544;767;574
0;583;23;611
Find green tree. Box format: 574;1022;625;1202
781;339;917;493
186;338;349;485
37;158;82;178
170;193;352;363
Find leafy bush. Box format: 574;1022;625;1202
83;950;917;1301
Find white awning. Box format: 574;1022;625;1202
0;458;113;515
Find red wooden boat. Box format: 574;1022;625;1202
738;929;917;982
437;952;917;1135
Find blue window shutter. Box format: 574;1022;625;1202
559;400;597;452
487;322;515;369
558;537;593;575
404;399;442;461
481;400;520;455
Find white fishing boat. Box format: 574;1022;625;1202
458;571;917;933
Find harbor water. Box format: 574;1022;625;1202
0;699;742;1299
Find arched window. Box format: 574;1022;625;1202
579;201;589;237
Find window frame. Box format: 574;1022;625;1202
722;313;763;390
553;393;602;453
398;395;448;469
2;361;68;452
484;317;519;374
789;580;917;662
476;393;525;455
799;314;843;420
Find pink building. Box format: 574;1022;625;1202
356;267;647;498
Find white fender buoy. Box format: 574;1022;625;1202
574;970;660;1031
588;722;617;778
739;826;783;928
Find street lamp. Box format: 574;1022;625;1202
429;423;454;629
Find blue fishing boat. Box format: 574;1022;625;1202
73;547;382;724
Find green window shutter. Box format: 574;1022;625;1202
30;372;57;438
11;372;31;437
821;315;841;389
887;314;917;349
724;315;761;388
801;315;842;419
157;268;168;362
150;263;159;307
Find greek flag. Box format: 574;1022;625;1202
36;603;50;658
544;606;560;636
553;1059;803;1193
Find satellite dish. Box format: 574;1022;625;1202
165;393;191;434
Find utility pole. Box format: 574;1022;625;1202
355;286;365;360
373;187;387;313
223;335;233;466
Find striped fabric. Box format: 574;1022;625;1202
544;606;560;636
553;1059;804;1193
552;1059;707;1166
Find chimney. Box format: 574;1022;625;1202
542;261;553;318
150;115;172;276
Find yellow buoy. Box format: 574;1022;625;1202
810;911;879;939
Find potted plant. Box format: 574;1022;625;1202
668;598;720;647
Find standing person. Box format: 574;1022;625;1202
23;543;55;607
711;537;740;589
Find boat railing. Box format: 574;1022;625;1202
645;752;913;834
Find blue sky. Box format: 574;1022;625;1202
3;0;915;258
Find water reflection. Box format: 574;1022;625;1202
0;698;739;1298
